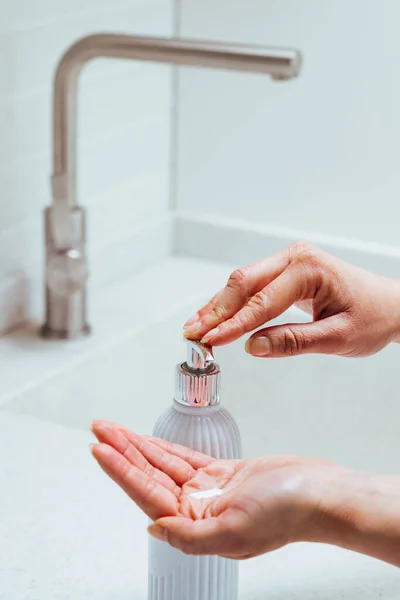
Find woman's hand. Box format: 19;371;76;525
183;242;400;358
91;421;400;567
91;420;330;558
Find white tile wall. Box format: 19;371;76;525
175;0;400;249
0;0;174;331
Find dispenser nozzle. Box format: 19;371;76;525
175;337;221;407
185;339;214;370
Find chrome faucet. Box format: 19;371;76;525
41;33;302;339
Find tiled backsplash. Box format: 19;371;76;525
0;0;174;332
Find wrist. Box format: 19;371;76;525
306;467;400;567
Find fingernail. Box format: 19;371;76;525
202;327;219;344
91;419;106;432
148;525;167;542
89;443;96;453
183;320;202;338
246;336;271;357
184;313;199;327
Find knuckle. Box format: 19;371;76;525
280;327;303;356
227;268;249;292
245;290;270;323
249;289;269;313
295;245;324;275
158;450;170;472
288;241;322;271
231;311;250;335
291;250;325;298
187;448;197;466
142;478;157;503
211;303;228;321
135;436;145;452
288;240;316;258
120;461;134;484
279;254;311;302
163;440;172;453
298;252;322;275
143;462;155;479
121;444;132;462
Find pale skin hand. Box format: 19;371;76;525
91;421;400;567
90;247;400;566
183;242;400;357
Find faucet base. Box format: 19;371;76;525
40;323;91;340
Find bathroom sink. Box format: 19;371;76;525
4;304;400;473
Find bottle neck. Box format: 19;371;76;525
172;399;222;415
175;361;221;407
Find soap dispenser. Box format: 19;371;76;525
148;338;242;600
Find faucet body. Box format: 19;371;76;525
41;33;301;339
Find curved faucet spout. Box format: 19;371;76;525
52;34;301;213
42;32;302;339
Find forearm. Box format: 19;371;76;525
312;469;400;567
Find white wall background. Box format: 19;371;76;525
2;0;400;332
0;0;174;330
175;0;400;248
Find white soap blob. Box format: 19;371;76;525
189;488;224;500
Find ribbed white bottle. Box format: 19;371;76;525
148;339;242;600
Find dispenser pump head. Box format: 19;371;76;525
186;339;215;370
175;338;221;407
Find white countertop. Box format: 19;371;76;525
0;411;148;600
1;258;399;599
1;410;399;600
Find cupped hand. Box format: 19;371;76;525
91;420;336;559
183;242;400;358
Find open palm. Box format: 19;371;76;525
92;419;240;520
91;420;333;558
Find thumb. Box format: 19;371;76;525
245;317;348;358
148;516;231;556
